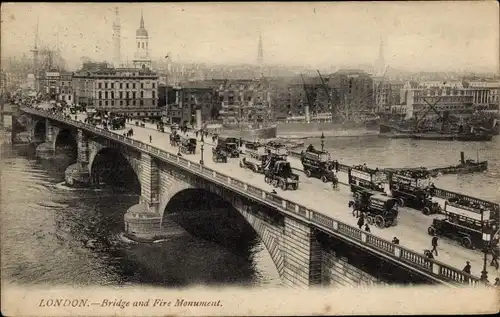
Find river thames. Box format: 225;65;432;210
0;142;281;287
1;133;499;288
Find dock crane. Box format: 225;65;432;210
317;70;344;122
300;74;315;118
413;97;442;132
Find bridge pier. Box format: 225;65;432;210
124;152;163;240
65;129;91;187
35;118;56;159
282;217;323;288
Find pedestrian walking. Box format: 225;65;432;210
364;224;370;232
335;160;339;173
490;250;499;270
431;236;439;256
357;214;365;229
463;261;471;274
149;135;152;143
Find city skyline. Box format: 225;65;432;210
1;2;499;73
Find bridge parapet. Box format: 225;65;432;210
21;107;484;287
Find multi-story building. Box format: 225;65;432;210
402;81;474;119
372;79;405;113
465;80;500;112
72;62;109;108
217;79;272;126
72;65;159;117
162;81;219;125
327;69;374;120
269;76;331;120
58;72;73;105
39;71;61;100
389;81;405;106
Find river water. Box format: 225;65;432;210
0;142;281;288
1;130;499;288
308;135;500;202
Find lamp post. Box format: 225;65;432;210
321;132;325;152
199;131;204;166
481;215;491;283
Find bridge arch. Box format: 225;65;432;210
89;147;141;193
161;187;284;278
33;120;46;142
54;129;78;161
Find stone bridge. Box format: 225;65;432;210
19;107;484;288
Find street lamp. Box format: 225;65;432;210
321;132;325;152
480;207;491;283
200;131;205;166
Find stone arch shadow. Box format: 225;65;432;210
54;128;78;160
88;146;142;193
158;178;286;278
33;119;46;142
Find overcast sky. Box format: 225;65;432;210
1;2;499;72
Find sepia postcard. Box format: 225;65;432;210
1;1;499;316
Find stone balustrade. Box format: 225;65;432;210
21;107;484;287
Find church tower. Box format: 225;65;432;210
133;10;152;70
257;32;263;71
112;7;121;68
375;37;385;76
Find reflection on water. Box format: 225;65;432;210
1;143;281;287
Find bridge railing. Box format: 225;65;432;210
24;107;483;286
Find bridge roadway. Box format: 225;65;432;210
66;112;498;282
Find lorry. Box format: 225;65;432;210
218;136;240;158
240;142;267;173
264;160;299;191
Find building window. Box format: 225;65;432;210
105;83;108;89
126;92;130;99
105;101;108;106
111;83;114;89
120;83;123;89
111;91;114;99
140;100;144;106
120;100;123;106
119;91;123;99
133;100;136;106
98;83;102;89
141;91;144;98
133;92;136;99
68;95;71;100
105;91;108;99
152;91;155;99
138;42;140;48
99;92;102;99
126;83;129;89
142;42;144;49
141;83;144;89
99;101;102;106
152;83;155;89
133;83;136;89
